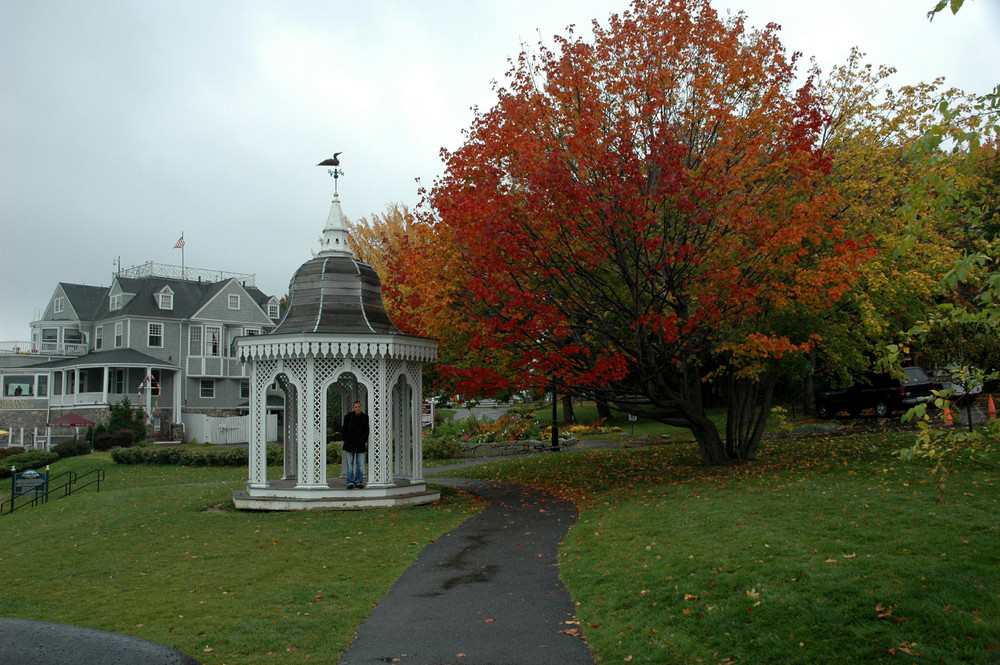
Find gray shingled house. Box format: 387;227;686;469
0;263;283;445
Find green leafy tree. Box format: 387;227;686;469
107;396;147;444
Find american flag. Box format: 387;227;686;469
173;236;185;249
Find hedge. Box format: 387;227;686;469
0;450;60;479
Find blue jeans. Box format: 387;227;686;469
344;451;366;487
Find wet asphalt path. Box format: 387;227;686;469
336;478;596;665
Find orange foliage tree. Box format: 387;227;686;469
418;0;870;464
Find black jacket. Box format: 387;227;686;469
341;411;370;453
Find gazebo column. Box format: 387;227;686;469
368;360;392;488
247;362;268;489
410;366;425;482
276;374;298;480
296;357;326;488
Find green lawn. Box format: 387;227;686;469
2;433;998;664
0;454;479;664
437;433;1000;664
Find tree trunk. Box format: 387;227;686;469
725;373;776;462
596;399;612;421
803;348;817;415
562;394;576;424
690;414;729;465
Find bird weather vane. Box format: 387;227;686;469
318;152;343;194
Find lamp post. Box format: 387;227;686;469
550;386;560;452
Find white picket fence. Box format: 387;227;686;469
182;414;278;445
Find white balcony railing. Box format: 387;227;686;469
34;342;89;356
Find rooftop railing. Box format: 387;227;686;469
116;261;256;286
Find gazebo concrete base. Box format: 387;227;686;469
233;478;440;510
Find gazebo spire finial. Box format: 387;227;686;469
315;153;352;258
318;152;344;194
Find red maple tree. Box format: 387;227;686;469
415;0;869;463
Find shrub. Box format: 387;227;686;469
94;433;115;451
327;441;343;460
424;436;463;460
111;444;285;467
112;429;137;449
108;396;147;443
0;446;26;462
0;450;60;478
52;439;92;458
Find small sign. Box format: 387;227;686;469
629;414;638;422
13;469;48;497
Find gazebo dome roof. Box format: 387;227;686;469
271;187;402;336
272;254;401;335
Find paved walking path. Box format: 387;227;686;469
336;477;596;665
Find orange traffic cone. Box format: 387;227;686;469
989;394;997;420
943;406;953;426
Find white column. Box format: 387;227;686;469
247;361;268;489
369;358;392;488
102;367;110;406
173;369;182;425
296;357;325;488
411;367;425;482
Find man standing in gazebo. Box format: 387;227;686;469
342;401;369;489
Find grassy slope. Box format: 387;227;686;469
0;453;479;664
437;433;1000;664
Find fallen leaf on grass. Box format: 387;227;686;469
287;646;298;652
203;646;214;653
484;618;495;623
559;628;581;636
890;642;922;657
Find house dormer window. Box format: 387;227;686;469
53;297;64;314
110;294;122;311
228;294;240;310
159;292;173;310
268;302;279;318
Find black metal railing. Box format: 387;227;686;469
1;468;105;515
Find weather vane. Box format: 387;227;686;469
317;152;343;194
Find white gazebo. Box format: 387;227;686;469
232;164;439;509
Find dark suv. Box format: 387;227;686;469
816;367;937;418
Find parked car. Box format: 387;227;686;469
815;367;938;418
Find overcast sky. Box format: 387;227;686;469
1;0;998;343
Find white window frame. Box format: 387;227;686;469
206;325;222;357
244;327;262;336
159;293;173;310
228;294;240;310
148;322;163;348
109;294;122;311
268;302;279;318
53;297;64;314
200;379;215;398
95;325;103;350
114;322;124;348
189;326;203;356
240;379;250;399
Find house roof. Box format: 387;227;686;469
32;348;177;369
59;283;109;321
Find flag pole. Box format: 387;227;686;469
181;232;185;279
